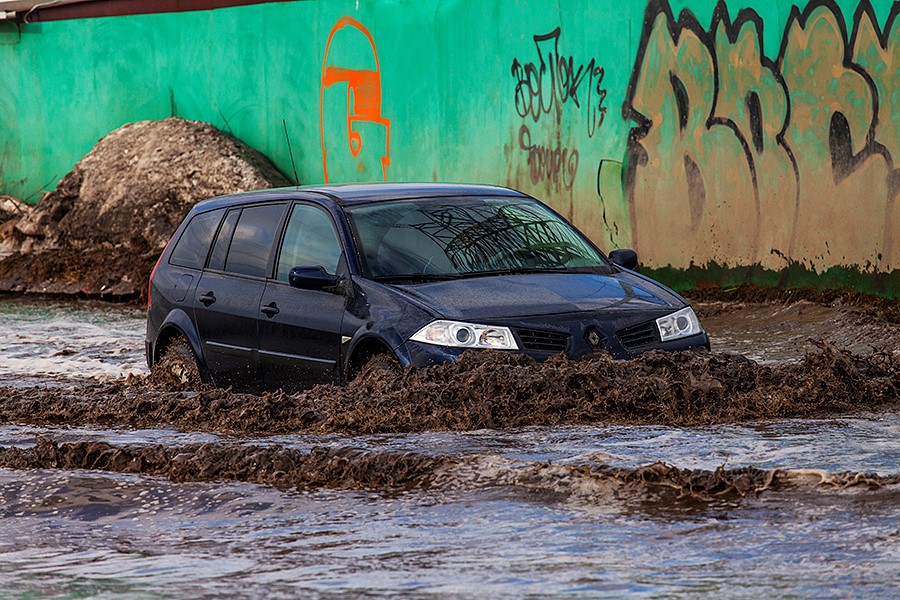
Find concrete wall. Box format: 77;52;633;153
1;0;898;294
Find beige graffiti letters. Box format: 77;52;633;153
626;1;898;273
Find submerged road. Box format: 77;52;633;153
0;295;897;598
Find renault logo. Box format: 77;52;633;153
585;328;605;349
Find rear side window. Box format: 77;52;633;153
224;203;286;277
169;209;224;269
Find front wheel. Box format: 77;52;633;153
353;353;401;385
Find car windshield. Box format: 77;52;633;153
346;196;612;281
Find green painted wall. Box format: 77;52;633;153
1;0;898;295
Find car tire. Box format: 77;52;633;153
152;335;203;389
354;353;401;384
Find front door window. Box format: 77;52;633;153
276;204;343;281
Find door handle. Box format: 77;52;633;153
199;291;216;306
261;302;280;317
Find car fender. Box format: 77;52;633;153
154;307;210;378
345;278;439;367
344;328;410;370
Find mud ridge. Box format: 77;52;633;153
1;343;897;433
437;456;900;502
0;440;896;504
0;440;446;491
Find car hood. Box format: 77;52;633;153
391;271;684;321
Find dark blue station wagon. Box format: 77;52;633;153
146;183;708;392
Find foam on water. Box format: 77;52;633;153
0;296;147;380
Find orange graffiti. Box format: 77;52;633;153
319;16;391;183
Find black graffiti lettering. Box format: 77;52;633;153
587;67;607;138
511;28;608;137
519;124;579;190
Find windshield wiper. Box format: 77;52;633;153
373;273;463;284
374;265;608;283
462;266;569;278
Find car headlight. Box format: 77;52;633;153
655;306;703;342
409;320;519;350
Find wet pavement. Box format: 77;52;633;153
0;294;897;598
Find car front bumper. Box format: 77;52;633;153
399;331;710;369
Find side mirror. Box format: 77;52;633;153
289;265;340;291
608;249;638;270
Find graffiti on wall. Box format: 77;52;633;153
320;16;391;183
511;27;608;138
625;0;899;272
518;124;579;190
510;27;608;193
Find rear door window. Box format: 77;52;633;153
207;209;240;271
169;209;224;269
275;204;343;281
223;203;287;278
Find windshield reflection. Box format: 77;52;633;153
347;197;611;281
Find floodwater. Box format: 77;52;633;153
0;296;146;383
0;295;898;598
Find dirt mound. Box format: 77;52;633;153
0;117;290;298
0;343;896;433
0;196;28;224
1;440;895;503
0;196;29;254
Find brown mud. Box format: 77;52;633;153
0;439;895;504
0;117;289;299
687;284;900;324
0;343;896;434
696;299;900;360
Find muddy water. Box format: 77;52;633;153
0;295;898;598
698;300;899;363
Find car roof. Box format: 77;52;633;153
191;182;530;212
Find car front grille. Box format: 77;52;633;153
515;328;570;353
617;321;657;349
